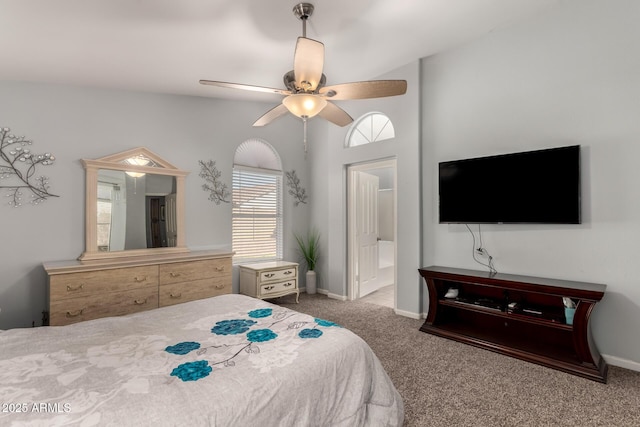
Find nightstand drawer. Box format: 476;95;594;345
260;268;297;283
261;279;297;296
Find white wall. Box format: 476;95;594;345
310;60;422;315
421;0;640;368
0;82;310;329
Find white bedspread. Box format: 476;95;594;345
0;294;403;426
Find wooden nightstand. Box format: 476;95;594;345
238;261;299;303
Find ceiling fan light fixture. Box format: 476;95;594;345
125;171;146;178
124;156;151;167
282;94;327;118
124;156;150;178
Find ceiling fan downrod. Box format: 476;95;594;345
293;3;314;38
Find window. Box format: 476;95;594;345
96;182;115;251
232;139;283;263
345;112;395;147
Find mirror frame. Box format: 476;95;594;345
79;147;190;261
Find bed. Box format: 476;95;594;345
0;294;403;426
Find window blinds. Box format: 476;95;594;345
232;165;283;262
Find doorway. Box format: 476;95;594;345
146;195;168;248
347;158;397;308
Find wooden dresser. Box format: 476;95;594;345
44;250;232;326
239;261;299;303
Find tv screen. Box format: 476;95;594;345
439;145;581;224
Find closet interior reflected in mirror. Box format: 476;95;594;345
79;147;189;261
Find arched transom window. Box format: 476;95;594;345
345;112;395;147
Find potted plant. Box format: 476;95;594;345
294;229;320;294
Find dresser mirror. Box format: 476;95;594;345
79;147;189;261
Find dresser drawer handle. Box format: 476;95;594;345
264;286;275;291
134;298;148;305
169;272;181;278
170;293;182;299
264;273;275;278
284;270;293;275
215;284;225;290
215;266;225;272
134;276;148;282
283;282;293;287
66;284;84;292
66;309;84;318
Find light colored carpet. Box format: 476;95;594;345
272;293;640;427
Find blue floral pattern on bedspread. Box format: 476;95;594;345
165;306;342;382
248;308;273;318
298;329;323;339
211;319;257;335
165;341;201;355
170;360;212;381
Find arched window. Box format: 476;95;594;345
345;112;395;147
232;139;283;262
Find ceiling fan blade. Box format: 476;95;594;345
253;104;290;127
319;80;407;100
293;37;324;91
199;80;291;96
318;101;353;127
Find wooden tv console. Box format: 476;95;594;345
419;266;608;383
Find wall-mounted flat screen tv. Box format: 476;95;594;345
439;145;581;224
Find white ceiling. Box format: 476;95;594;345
0;0;560;102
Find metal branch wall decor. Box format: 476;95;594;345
0;126;58;207
286;170;307;206
199;159;230;205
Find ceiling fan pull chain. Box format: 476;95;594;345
303;117;308;155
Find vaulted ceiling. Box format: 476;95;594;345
0;0;559;102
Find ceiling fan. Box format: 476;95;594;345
199;3;407;130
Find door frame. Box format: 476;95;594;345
347;157;397;305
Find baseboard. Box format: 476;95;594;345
327;293;348;301
394;308;422;320
315;288;348;301
601;354;640;372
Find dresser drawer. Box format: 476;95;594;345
49;266;158;301
259;267;297;283
260;279;297;296
159;277;231;307
50;287;159;326
159;258;231;285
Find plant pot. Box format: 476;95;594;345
306;270;317;294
